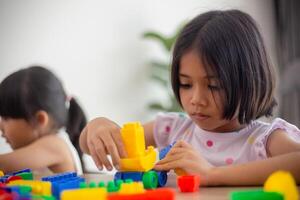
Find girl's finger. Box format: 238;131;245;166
96;137;114;171
154;159;185;171
104;133;122;170
111;128;127;158
173;140;193;149
88;142;103;170
156;151;186;165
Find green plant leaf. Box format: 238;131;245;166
150;61;170;71
143;32;174;52
150;73;168;87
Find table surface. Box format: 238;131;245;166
82;173;298;200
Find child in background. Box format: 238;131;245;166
79;10;300;185
0;66;86;174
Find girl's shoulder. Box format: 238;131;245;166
250;118;300;157
253;118;300;139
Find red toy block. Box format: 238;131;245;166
177;175;200;192
6;176;22;183
108;188;175;200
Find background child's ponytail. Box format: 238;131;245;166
66;97;87;168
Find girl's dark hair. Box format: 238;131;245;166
0;66;86;166
171;10;277;124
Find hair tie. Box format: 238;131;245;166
65;95;73;109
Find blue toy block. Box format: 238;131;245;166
114;172;123;181
41;172;84;199
122;172;143;182
159;142;176;160
157;171;168;187
11;169;32;176
114;172;143;182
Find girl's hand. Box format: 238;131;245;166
80;117;127;171
154;140;214;185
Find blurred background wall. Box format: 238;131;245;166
0;0;277;124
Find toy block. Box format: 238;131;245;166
61;188;107;200
114;172;143;182
31;194;56;200
230;189;283;200
9;168;32;176
107;181;119;192
159;142;176;160
142;170;158;189
174;168;187;176
6;176;22;183
16;172;34;180
120;122;157;172
118;182;144;195
157;171;168;187
7;180;52;196
108;188;175;200
264;171;299;200
41;172;84;199
177;175;200;192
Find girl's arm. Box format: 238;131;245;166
208;129;300;186
143;121;156;147
155;129;300;186
0;135;74;173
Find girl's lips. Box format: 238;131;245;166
192;113;210;121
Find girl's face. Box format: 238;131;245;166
179;50;243;132
0;118;39;149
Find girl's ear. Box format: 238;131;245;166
34;110;49;128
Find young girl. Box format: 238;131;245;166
79;10;300;185
0;66;87;174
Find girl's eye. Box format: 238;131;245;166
179;83;191;89
208;85;221;91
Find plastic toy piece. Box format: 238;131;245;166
142;171;158;189
118;182;144;195
264;171;299;200
6;175;22;183
8;180;52;195
177;175;200;192
41;172;85;199
61;188;107;200
0;170;4;177
16;172;34;180
230;190;283;200
120;122;157;172
157;171;168;187
108;188;175;200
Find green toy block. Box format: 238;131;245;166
17;172;34;180
230;189;283;200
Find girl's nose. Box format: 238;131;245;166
190;88;208;107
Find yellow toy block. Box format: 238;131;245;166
120;122;157;172
8;180;51;196
264;171;299;200
61;188;107;200
118;182;145;195
0;170;4;177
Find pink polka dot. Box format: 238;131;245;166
206;140;214;147
165;126;171;133
225;158;234;165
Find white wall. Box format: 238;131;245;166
0;0;277;124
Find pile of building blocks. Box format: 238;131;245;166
41;172;85;199
0;168;175;200
230;171;299;200
113;122;168;189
